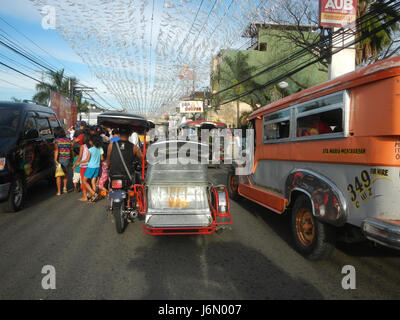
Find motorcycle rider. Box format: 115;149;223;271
106;127;143;182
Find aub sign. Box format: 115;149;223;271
319;0;358;28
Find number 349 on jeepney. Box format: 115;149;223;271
228;57;400;260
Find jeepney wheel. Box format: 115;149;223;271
113;203;126;234
291;195;335;260
227;172;241;201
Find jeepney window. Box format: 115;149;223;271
264;109;290;122
295;91;345;139
297;92;343;114
264;120;290;140
263;109;291;142
297;107;343;137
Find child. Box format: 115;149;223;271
98;147;109;197
74;134;90;201
77;135;102;202
72;145;81;192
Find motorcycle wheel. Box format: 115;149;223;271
113;203;126;234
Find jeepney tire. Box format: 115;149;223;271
112;204;126;234
4;175;26;213
291;195;336;260
227;172;241;201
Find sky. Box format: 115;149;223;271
0;0;122;110
0;0;264;115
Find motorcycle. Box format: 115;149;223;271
97;112;150;234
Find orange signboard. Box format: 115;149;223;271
319;0;357;28
49;91;77;128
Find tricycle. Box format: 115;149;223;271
97;112;149;233
98;112;232;235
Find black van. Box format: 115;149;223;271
0;101;63;212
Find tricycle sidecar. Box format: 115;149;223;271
141;140;232;235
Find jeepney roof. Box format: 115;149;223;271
248;56;400;120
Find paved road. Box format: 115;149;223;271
0;168;399;300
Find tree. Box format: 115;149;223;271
356;0;400;64
10;97;22;103
74;94;89;113
212;51;267;127
32;69;78;105
262;0;400;67
262;0;328;69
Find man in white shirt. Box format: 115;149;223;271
129;131;140;147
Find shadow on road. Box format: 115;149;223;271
127;236;324;299
335;241;400;258
236;198;400;258
0;170;75;217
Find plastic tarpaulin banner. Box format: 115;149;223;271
49;91;77;128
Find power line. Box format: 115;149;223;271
213;0;400;99
177;0;205;53
218;2;400;106
0;17;118;109
0;60;43;83
0;77;34;91
194;0;218;40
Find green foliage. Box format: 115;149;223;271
74;94;89;113
32;69;78;105
357;0;400;64
212;51;269;107
10;97;22;103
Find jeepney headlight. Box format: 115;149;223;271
0;158;5;171
148;186;208;210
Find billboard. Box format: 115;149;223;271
49;91;77;128
319;0;357;28
179;101;204;114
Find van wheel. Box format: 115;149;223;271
291;195;335;260
5;176;25;212
227;172;240;201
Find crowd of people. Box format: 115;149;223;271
53;121;116;202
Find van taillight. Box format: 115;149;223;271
112;180;123;189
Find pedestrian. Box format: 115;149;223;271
67;126;75;140
98;147;109;197
79;135;102;202
129;130;140;146
74;134;90;201
73;121;86;143
109;129;120;142
72;145;81;192
100;126;110;143
54;127;72;196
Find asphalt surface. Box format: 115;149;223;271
0;167;399;300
